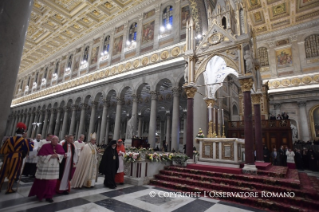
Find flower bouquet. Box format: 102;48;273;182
171;153;189;166
161;153;172;162
147;148;154;152
196;128;205;138
193;151;200;156
124;152;140;163
138;147;147;152
147;152;161;162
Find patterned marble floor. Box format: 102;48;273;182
0;176;266;212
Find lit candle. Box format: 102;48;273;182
222;109;224;125
213;108;215;125
208;103;212;122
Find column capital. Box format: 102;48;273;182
166;111;171;117
132;94;138;102
57;107;62;113
91;101;98;107
238;77;253;92
204;98;218;107
103;100;110;107
184;86;197;98
116;97;123;105
63;106;70;111
80;103;88;110
251;93;262;105
71;105;78;111
298;101;307;108
150;91;158;100
172;87;180;97
50;108;55;113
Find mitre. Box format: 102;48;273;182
91;132;97;140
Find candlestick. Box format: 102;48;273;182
222;125;226;138
208;103;212;122
218;124;221;138
221;109;224;126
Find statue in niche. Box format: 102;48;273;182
126;114;136;140
244;50;253;73
184;62;188;83
41;78;47;86
291;123;298;140
32;82;37;89
24;85;29;92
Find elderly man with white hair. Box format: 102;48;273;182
71;133;101;188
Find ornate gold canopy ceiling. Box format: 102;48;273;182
20;0;146;74
246;0;319;35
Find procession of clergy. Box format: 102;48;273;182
0;122;125;203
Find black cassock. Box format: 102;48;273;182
99;144;119;189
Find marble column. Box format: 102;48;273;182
27;112;35;138
171;87;180;151
113;98;123;141
37;111;44;135
100;100;109;143
88;102;97;139
131;94;138;137
48;109;55;134
184;86;197;157
252;93;263;162
166;112;171;151
54;108;62;136
22;113;27;124
137;115;142;137
25;112;31;134
105;117;110;144
69;105;77;135
42;109;49;136
78;104;87;138
0;0;33;140
148;91;157;148
61;107;69;138
32;112;40;138
183;111;187;145
298;102;311;141
239;77;256;173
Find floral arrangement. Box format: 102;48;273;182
148;148;154;152
193;151;200;156
171;154;189;164
124;152;140;163
196;128;205;138
147;152;161;162
161;153;173;162
138;147;147;152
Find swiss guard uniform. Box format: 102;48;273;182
0;122;33;194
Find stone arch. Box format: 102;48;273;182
195;53;239;82
309;104;319;139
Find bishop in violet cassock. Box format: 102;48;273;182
56;135;77;194
28;136;65;202
71;132;100;188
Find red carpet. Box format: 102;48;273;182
150;165;319;212
187;164;242;174
255;162;272;170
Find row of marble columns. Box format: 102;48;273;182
9;88;185;149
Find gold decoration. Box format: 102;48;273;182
302;76;312;84
171;47;180;56
251;93;262;105
141;57;149;66
207;121;213;138
105;70;109;77
239;78;253;92
160;51;169;60
272;81;280;88
184;86;197;98
281;79;290;86
118;64;124;73
222;143;234;160
222;125;226;138
150;54;158;62
133;60;139;68
125;62;131;70
205;99;217;107
291;78;301;86
313;75;319;82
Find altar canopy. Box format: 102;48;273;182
204;56;238;99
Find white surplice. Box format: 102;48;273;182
71;143;98;188
59;144;77;190
26;140;40;163
117;151;124;173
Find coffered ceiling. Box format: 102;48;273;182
20;0;147;74
246;0;319;35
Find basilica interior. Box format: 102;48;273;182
1;0;319;211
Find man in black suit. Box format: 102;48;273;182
278;146;284;166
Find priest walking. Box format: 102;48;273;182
28;136;65;202
71;133;100;188
56;135;77;194
99;140;119;189
115;139;125;185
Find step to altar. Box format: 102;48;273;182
194;160;242;168
255;162;272;170
149;166;319;212
187;163;242;174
